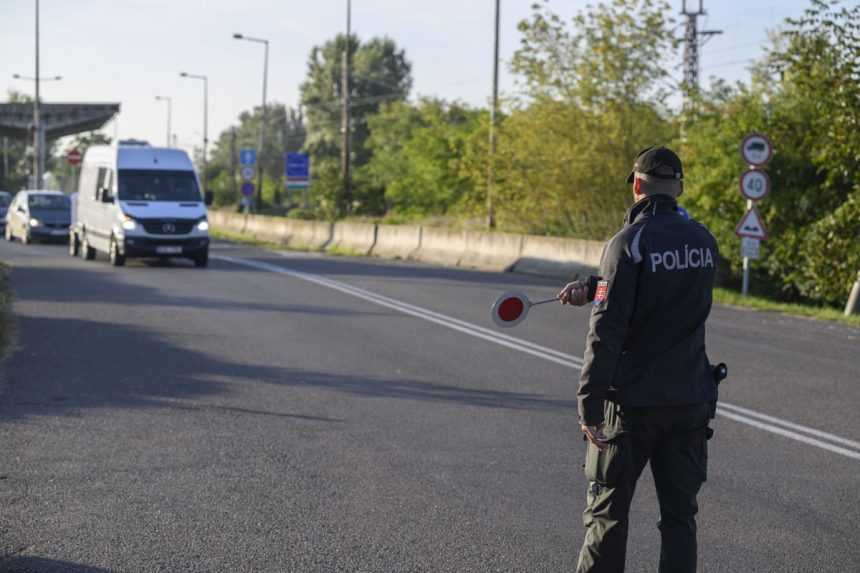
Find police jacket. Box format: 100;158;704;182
577;193;719;426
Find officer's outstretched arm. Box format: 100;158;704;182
576;234;639;427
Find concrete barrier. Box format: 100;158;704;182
412;227;468;267
281;219;333;250
513;235;604;279
371;224;422;260
328;222;378;255
459;230;524;272
210;210;604;279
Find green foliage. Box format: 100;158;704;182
300;33;412;215
483;0;678;238
798;190;860;305
363;99;480;218
206;103;305;209
683;0;860;304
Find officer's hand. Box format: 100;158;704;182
581;424;609;450
558;280;588;306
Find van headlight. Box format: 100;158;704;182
196;220;209;232
29;218;41;227
121;215;137;231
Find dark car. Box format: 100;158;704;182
5;191;71;244
0;191;11;234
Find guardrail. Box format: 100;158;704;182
209;211;603;279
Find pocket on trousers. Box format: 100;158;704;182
584;435;629;486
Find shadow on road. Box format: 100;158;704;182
0;310;571;426
0;556;112;572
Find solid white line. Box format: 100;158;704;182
214;255;583;369
271;253;584;366
214;253;860;461
716;408;860;461
718;401;860;450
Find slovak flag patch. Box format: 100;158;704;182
594;280;609;304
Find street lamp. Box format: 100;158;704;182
154;96;172;148
15;0;64;189
11;70;63;189
179;72;208;193
233;32;270;210
487;0;501;230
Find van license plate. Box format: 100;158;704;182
156;246;182;255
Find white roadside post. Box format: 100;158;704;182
736;134;773;295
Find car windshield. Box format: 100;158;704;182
118;170;200;202
28;194;70;210
0;195;10;207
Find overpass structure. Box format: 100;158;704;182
0;102;120;187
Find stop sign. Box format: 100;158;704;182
67;148;82;166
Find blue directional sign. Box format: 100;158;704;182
285;152;310;179
240;148;257;166
241;182;255;197
285;152;310;190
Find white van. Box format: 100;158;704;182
70;143;213;267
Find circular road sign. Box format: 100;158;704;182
491;291;530;328
66;148;82;166
740;169;771;201
241;166;255;181
740;133;773;167
241;182;255;197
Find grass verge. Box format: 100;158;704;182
713;287;860;328
209;228;364;258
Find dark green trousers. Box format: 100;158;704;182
576;401;711;573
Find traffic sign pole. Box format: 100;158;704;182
742;199;752;295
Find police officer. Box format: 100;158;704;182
558;146;719;573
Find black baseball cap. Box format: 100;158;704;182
626;146;684;183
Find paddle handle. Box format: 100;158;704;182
530;297;559;307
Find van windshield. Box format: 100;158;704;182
28;194;70;210
118;170;201;202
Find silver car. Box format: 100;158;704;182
5;190;71;244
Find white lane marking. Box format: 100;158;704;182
718;401;860;451
716;408;860;461
214;254;860;461
215;255;582;369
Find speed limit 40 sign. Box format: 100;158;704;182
740;169;770;201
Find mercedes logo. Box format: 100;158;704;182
162;222;176;233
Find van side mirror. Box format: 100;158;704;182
100;188;114;203
204;190;214;206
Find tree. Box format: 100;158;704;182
206;103;305;208
682;0;860;304
363;99;480;217
482;0;678;238
300;34;412;215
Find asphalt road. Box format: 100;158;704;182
0;239;858;572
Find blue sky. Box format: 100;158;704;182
0;0;811;156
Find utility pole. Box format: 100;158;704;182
233;33;270;211
341;0;352;216
486;0;501;230
33;0;42;189
230;127;238;202
155;96;172;147
680;1;722;110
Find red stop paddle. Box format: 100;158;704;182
491;291;558;328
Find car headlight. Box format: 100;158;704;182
29;218;40;227
121;216;137;231
196;220;209;231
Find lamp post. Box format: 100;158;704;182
487;0;501;230
154;96;173;147
233;32;270;210
179;72;208;193
13;73;62;189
